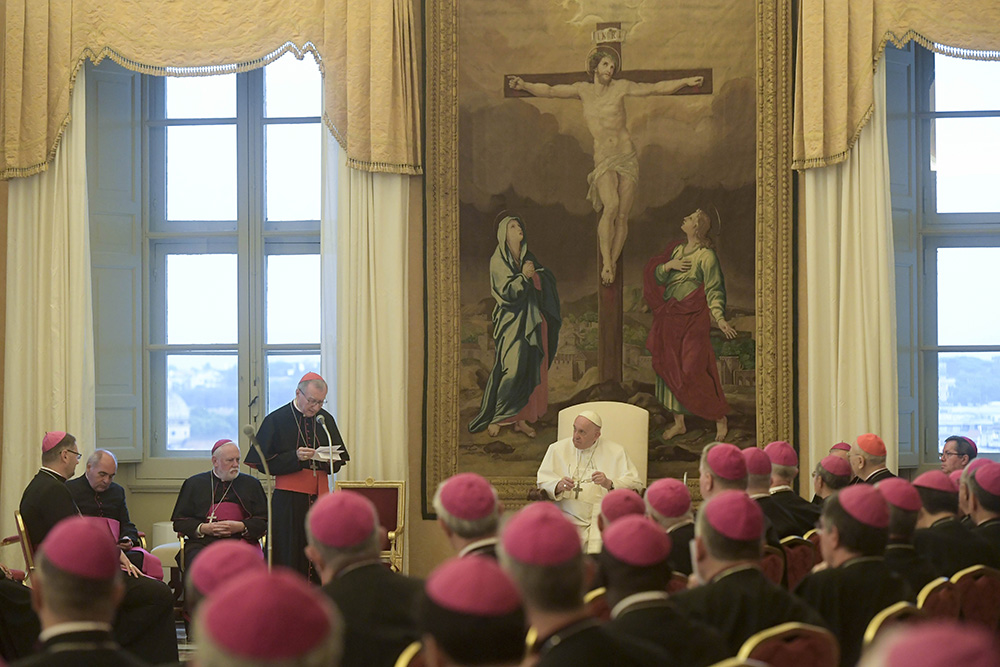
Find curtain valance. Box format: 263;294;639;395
793;1;1000;170
1;0;421;178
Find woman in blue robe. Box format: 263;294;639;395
469;215;561;437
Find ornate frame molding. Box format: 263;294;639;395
422;0;795;516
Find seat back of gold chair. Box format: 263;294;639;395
917;577;962;620
335;478;406;571
738;622;840;667
862;601;923;648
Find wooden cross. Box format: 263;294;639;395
504;23;712;382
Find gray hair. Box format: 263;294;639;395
432;482;500;539
86;449;117;469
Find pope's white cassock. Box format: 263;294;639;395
537;435;642;552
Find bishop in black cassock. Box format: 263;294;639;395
245;372;349;580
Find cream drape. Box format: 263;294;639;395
803;61;898;473
1;0;421;178
326;133;410;482
0;69;95;540
793;0;1000;169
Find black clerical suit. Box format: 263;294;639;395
972;517;1000;556
666;521;695;575
0;577;40;661
245;402;349;579
862;468;896;485
320;561;423;667
605;593;728;667
10;626;148;667
795;556;911;667
883;539;939;595
19;470;177;665
671;564;827;657
67;478;143;569
457;537;498;559
768;487;822;537
171;470;267;569
913;516;1000;577
534;618;668;667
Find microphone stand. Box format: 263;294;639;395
316;414;336;494
243;425;273;569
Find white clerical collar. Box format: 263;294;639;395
666;519;694;534
39;621;112;642
610;591;670;619
458;537;498;557
769;485;793;494
40;466;67;481
749;492;771;500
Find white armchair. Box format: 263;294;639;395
557;401;650;488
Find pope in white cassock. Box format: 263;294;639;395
536;410;643;552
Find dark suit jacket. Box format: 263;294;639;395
862;468;896;485
536;619;668;667
321;562;424;667
671;565;827;656
605;597;728;667
19;469;77;548
10;629;148;666
795;557;912;667
666;521;695;575
972;517;1000;556
768;489;822;537
884;540;939;595
67;478;140;544
914;517;1000;577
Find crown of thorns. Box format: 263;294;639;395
586;46;621;77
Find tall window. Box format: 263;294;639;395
89;54;325;465
890;45;1000;464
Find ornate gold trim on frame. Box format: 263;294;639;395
422;0;795;516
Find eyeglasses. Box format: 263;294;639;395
297;389;327;407
65;449;82;460
939;451;961;460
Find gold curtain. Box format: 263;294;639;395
1;0;421;178
793;0;1000;170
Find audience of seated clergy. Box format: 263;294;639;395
171;439;268;572
600;514;728;667
18;431;178;665
432;472;501;559
794;485;912;667
965;462;1000;553
644;478;695;576
498;502;667;666
194;569;344;667
912;470;1000;577
812;455;853;505
939;435;978;475
597;488;645;533
765;441;821;536
305;490;423;667
67;449;161;579
877;477;939;595
850;433;895;485
700;443;782;548
15;516;146;667
670;491;825;656
184;539;267;615
858;619;1000;667
416;556;526;667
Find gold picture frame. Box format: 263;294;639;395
423;0;795;515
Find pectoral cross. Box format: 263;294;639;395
504;23;712;382
572;479;583;499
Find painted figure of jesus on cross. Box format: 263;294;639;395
506;24;711;287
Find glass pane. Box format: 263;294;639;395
166;354;239;451
167;126;237;220
266;354;321;414
166;74;236;119
933;118;1000;213
937;247;1000;345
938;352;1000;454
934;53;1000;113
265;52;321;118
266;254;320;344
167;254;238;344
265;124;321;221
